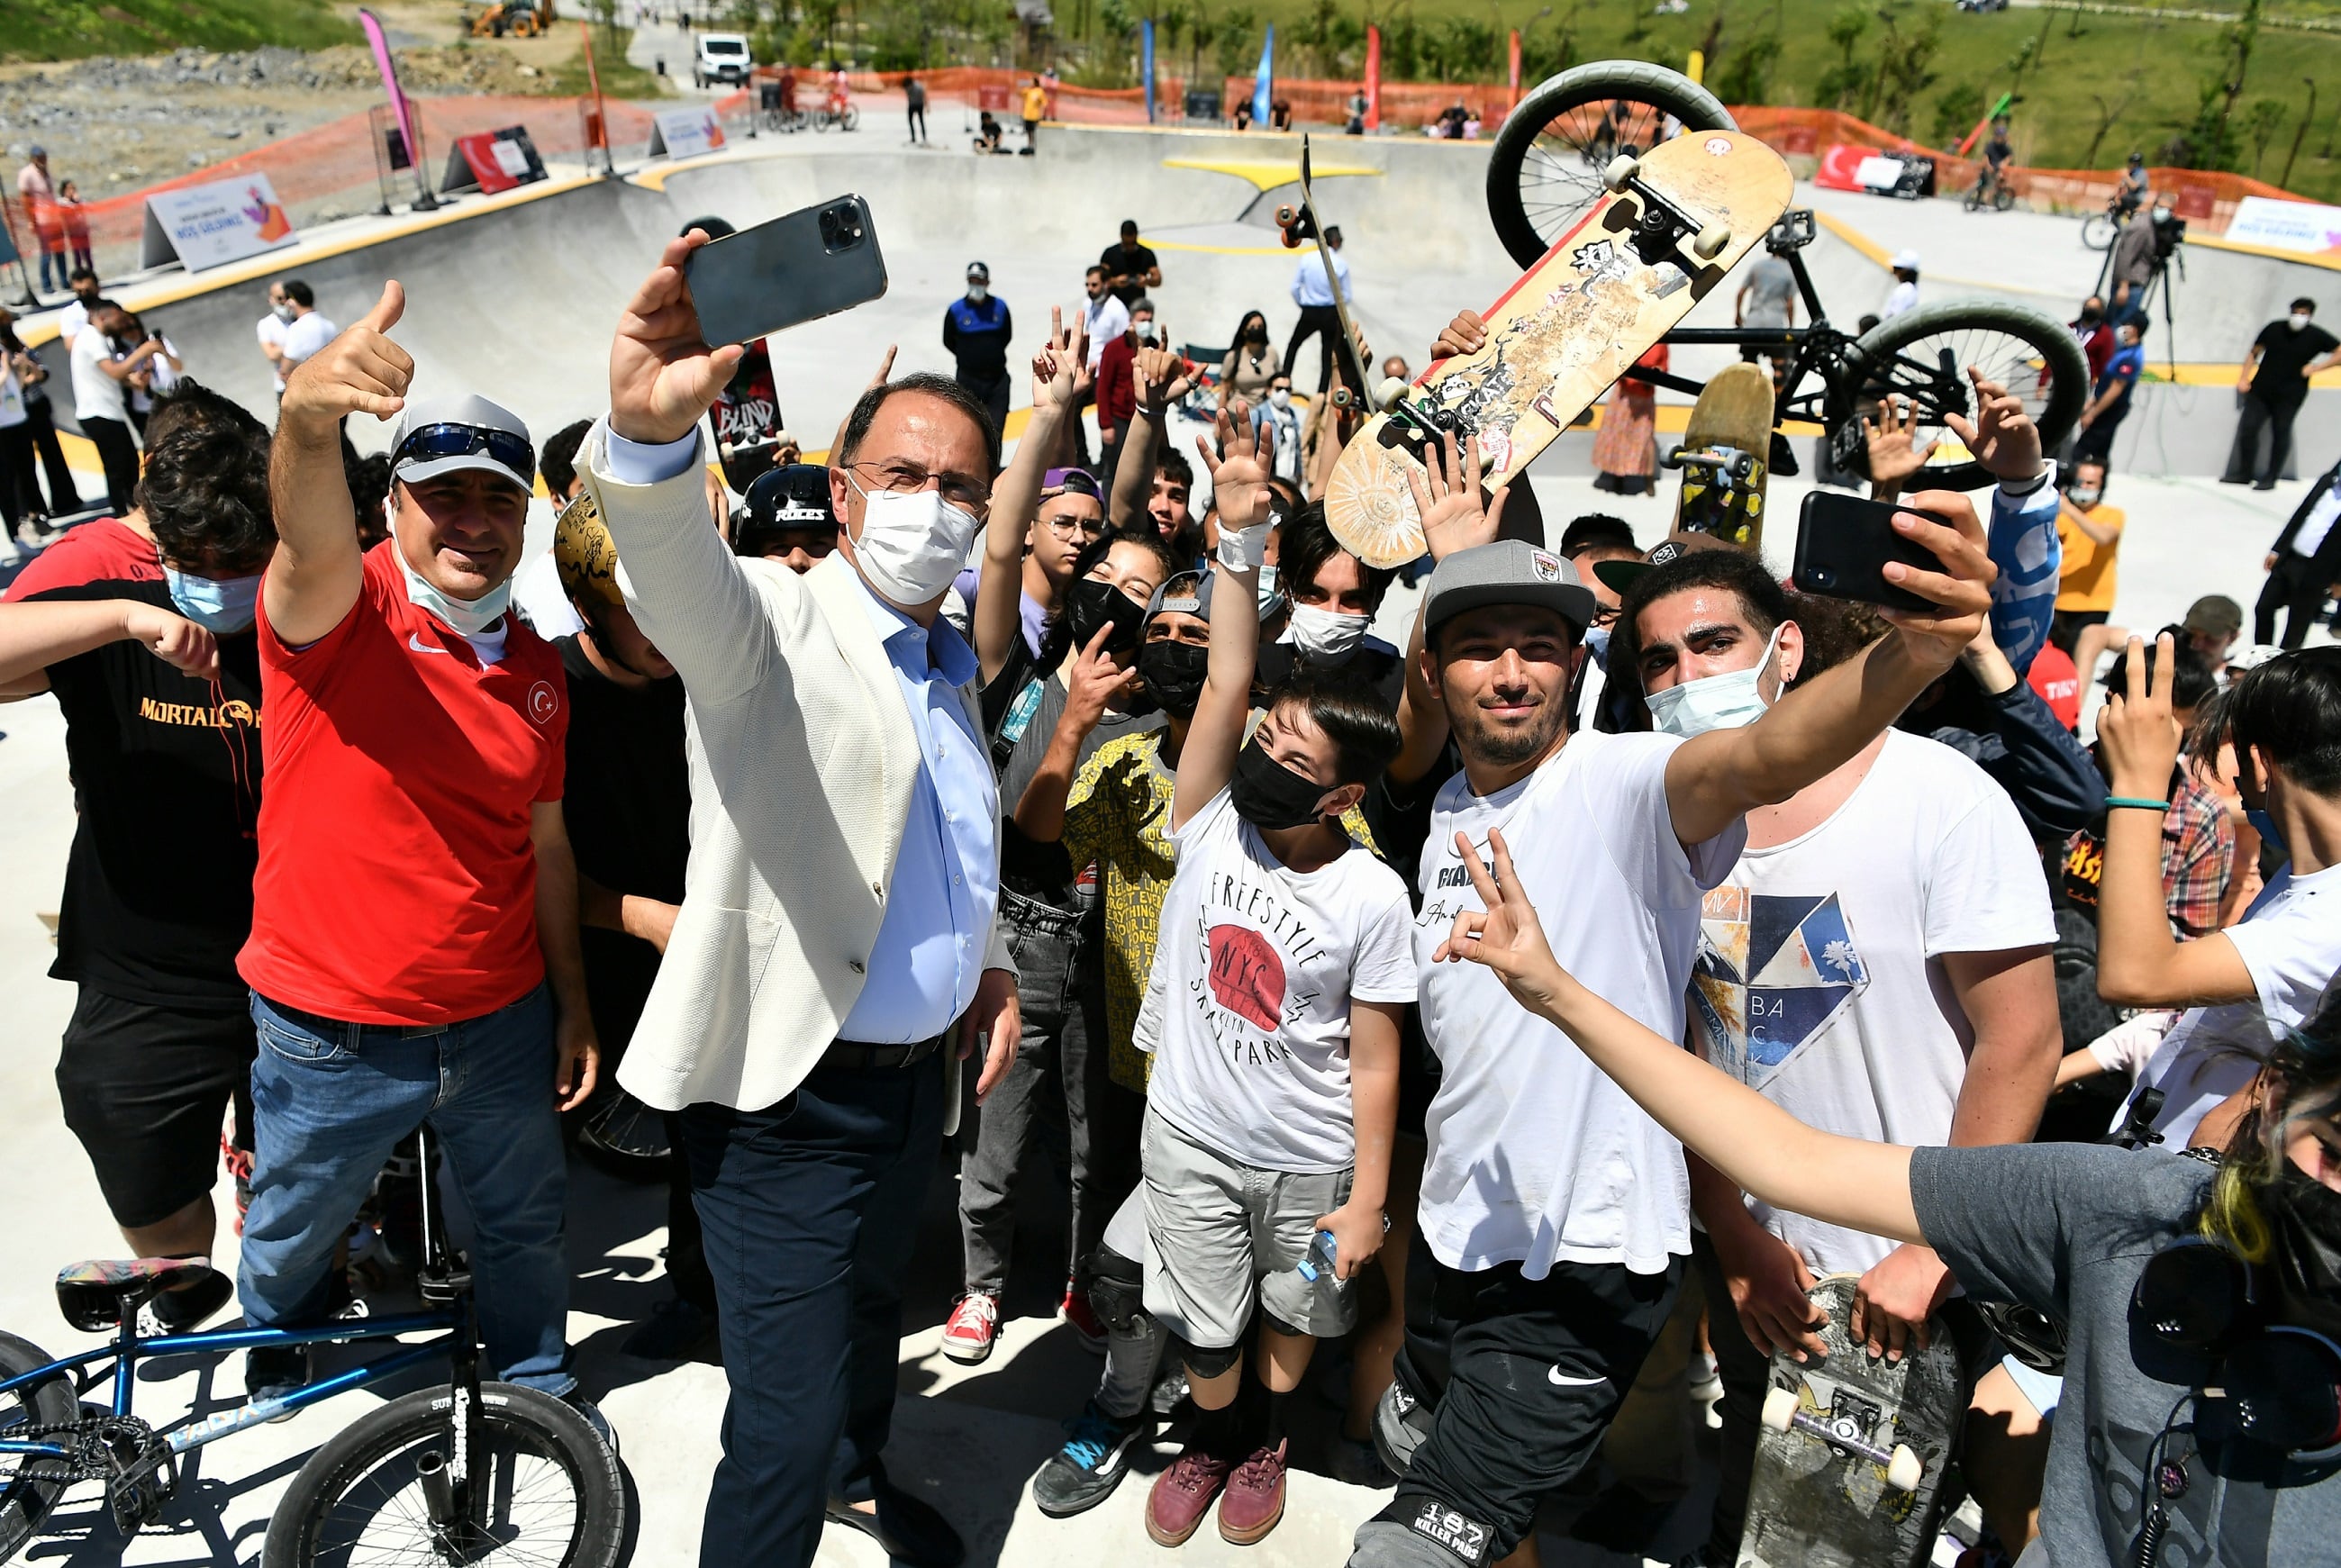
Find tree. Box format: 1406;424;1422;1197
1713;28;1781;108
2240;95;2287;177
1930;82;1985;151
2081;71;2142;168
1814;6;1868;112
1212;5;1254;78
2177;0;2262;171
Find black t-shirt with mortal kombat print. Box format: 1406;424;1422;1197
27;578;263;1009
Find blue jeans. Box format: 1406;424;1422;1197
681;1053;946;1568
38;250;62;293
237;987;574;1395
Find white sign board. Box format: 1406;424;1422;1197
649;106;727;160
2223;195;2341;258
139;173;299;273
1855;155;1906;192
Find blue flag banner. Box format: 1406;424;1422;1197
1143;19;1157;123
1253;26;1274;125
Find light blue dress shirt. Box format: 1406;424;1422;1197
1291;247;1351;308
602;423;1001;1044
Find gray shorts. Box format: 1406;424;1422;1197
1140;1107;1356;1349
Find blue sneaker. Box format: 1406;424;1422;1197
1030;1400;1146;1518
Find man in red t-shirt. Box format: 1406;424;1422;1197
233;283;599;1415
1093;298;1151;492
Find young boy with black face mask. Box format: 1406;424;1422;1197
1128;407;1413;1549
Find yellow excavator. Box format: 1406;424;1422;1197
464;0;554;37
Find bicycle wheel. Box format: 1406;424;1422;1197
840;104;859;132
2080;213;2116;251
1;1329;79;1563
1994;180;2017;213
574;1088;672;1185
1484;61;1735;269
263;1382;623;1568
1828;299;2091;490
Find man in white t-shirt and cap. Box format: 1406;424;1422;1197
1346;479;1996;1568
258;279;295;398
276;281;338;377
1601;543;2059;1565
1883;250;1920;320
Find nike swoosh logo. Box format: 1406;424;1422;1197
1548;1367;1608;1388
407;633;448;655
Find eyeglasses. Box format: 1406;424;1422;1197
393;422;536;485
845;459;991;517
1039;509;1105;539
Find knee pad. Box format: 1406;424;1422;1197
1374;1371;1437;1478
1349;1495;1503;1568
1261;1309;1309;1343
1182;1337;1242;1380
1086;1245;1147;1335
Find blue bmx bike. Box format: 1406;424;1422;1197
0;1130;625;1566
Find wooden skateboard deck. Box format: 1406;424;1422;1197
1323;129;1792;568
1275;136;1372;404
1738;1274;1961;1568
1668;359;1774;552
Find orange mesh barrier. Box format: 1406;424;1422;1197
736;66;1520;130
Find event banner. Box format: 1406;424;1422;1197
2224;196;2341;258
649;106;726;160
140;174;297;272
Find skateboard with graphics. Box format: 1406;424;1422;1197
1323;130;1792;567
1275;135;1374;409
1738;1273;1961;1568
1665;359;1774;551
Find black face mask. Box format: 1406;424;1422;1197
2079;306;2102;325
1229;738;1332;830
1137;639;1208;717
1066;576;1146;658
2264;1167;2341;1343
1245;326;1269;346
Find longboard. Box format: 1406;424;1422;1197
1323;130;1792;567
1666;359;1774;552
1738;1274;1961;1568
1275;136;1373;405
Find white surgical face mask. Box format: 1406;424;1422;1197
1644;624;1784;739
1584;622;1611;669
2067;484;2102;507
1269;388;1293;411
966;284;989;303
1133;319;1156;341
848;479;980;606
396;537;511;638
1287;602;1368;665
2291;312;2313;331
272;302;295;323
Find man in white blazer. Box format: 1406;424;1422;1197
583;231;1020;1568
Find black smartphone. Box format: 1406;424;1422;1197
1792;490;1950;614
684;195;888;347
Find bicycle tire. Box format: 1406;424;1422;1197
1828;299;2091;490
574;1088;672;1185
262;1382;623;1568
1994;181;2016;213
1485;61;1735;269
0;1329;78;1564
840;104;860;132
2080;213;2116;251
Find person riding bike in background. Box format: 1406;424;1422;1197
2114;152;2149;221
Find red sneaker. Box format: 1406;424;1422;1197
1146;1442;1234;1546
1060;1283;1107;1354
1219;1437;1288;1545
939;1292;1001;1364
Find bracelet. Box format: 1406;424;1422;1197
2104;795;2170;811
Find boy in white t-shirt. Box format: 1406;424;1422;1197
2097;639;2341;1146
1140;408;1414;1551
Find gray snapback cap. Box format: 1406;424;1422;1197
1420;539;1596;635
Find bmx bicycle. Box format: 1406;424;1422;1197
2080;188;2144;251
1484;61;2089;489
812;98;860;133
1964;164;2017;213
0;1128;625;1567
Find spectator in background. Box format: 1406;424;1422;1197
2050;458;2123;676
904;75;928;146
69;299;156;517
56;267;101;349
259;280;294;400
2070;295;2113;385
2183;594;2244;685
1094;298;1155;490
1100;220;1162;310
0;309;82;542
2229;297;2341;491
1346;90;1367;135
1232;99;1254;132
2255;453;2341;649
1883;249;1920;320
975;109;1004;153
58;179;92;276
113;312;183;436
1220;310;1279;412
1734;248;1797;366
1592;343;1666;496
1250;371;1303;491
1269;98;1293;131
2109;194;2178;327
1381;353;1409;385
1284;225;1351;394
1081;266;1130;370
16;146;60;295
944;261;1013;437
1023;76;1048;150
2073;319;2145;468
276;281;337;377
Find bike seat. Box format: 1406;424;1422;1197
56;1256;223;1332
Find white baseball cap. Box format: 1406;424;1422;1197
387;394;536;494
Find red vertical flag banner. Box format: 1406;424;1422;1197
1365;25;1382;131
1508;30;1522;110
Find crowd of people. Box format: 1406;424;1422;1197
2;196;2338;1568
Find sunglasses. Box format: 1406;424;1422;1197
394;422;536;486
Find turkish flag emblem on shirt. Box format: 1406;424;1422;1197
1208;925;1285;1032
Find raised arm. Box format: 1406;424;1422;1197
1012;624;1121;843
1665;491;1995;847
1438;829;1923;1245
0;598;219;694
976;311;1083;684
1112;341;1192;532
2094;633;2257;1007
266;283;413;647
1172;406;1275;831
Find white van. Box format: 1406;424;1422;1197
694;33;752;89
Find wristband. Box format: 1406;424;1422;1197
1218;521;1270;572
2104;795;2170;812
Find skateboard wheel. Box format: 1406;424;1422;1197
1375;376;1409;412
1691;222;1730;261
1275;204;1299;227
1331;385;1355;410
1761;1386;1798;1434
1885;1444;1923;1492
1602;153;1639;193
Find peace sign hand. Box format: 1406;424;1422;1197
1432;828;1569;1018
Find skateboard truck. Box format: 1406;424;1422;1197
1602;154;1731;268
1763;1383;1925;1492
1664;443;1760;484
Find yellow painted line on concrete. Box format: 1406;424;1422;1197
1811;210;1892;269
16;174;598;349
1161;158;1382;192
2145;360;2341;389
2186;232;2341;274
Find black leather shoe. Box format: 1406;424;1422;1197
825;1483;965;1568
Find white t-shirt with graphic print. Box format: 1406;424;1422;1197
1415;728;1747;1279
1689;730;2055;1275
1147;786;1417;1175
